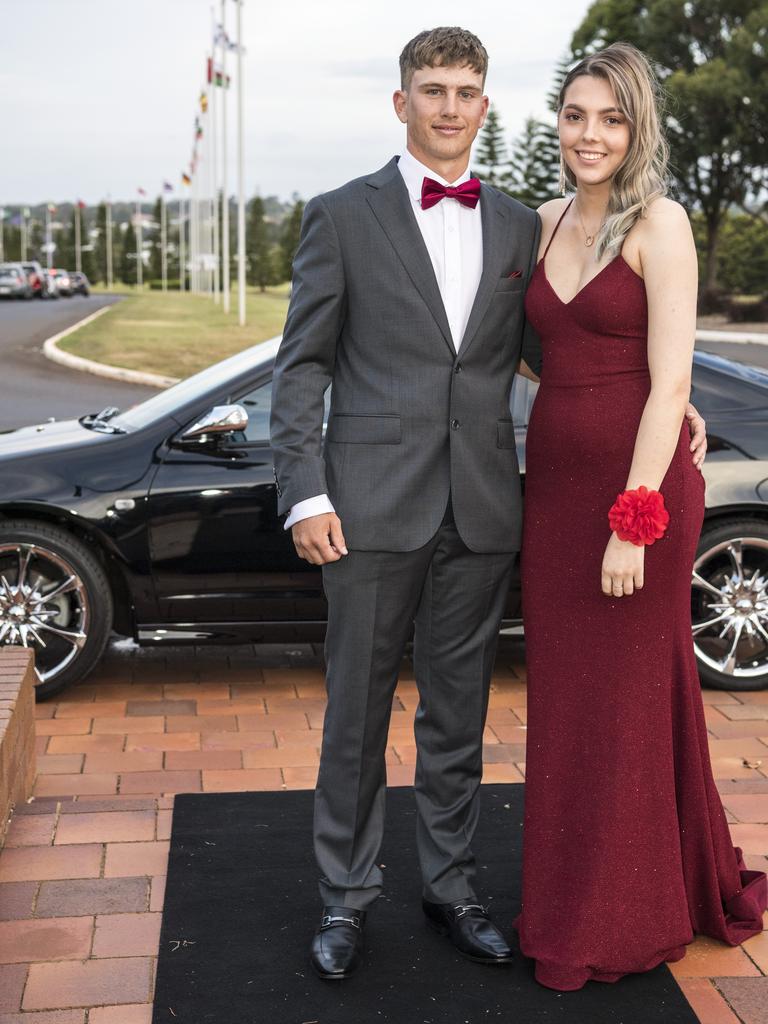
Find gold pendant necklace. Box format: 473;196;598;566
574;201;601;247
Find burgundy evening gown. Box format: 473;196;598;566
515;204;767;992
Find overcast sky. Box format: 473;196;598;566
1;0;592;206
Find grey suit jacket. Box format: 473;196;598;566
270;156;542;554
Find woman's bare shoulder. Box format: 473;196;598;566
537;197;570;228
639;196;691;234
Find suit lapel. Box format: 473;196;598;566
458;187;509;359
365;160;454;355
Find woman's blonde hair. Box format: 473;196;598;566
557;42;670;260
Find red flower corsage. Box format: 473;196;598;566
608;486;670;546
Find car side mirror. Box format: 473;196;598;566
181;404;249;441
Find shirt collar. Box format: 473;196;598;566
397;149;473;204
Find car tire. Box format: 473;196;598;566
692;517;768;691
0;520;114;700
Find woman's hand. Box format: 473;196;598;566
601;533;645;597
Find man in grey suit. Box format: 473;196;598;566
271;26;537;979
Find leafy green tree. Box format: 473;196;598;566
571;0;768;297
119;222;137;285
474;105;508;189
246;195;276;290
278;197;305;282
506;117;562;208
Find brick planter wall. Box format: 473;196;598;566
0;647;37;846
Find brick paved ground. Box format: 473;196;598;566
0;640;766;1023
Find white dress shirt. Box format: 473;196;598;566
284;149;484;530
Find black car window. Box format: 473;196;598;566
691;364;768;415
230;381;332;445
231;380;273;443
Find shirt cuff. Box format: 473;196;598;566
284;494;336;530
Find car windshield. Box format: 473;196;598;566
111;336;282;431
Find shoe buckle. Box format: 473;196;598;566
454;903;485;919
321;914;360;929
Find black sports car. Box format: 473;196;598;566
1;338;767;698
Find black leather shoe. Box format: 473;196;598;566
310;905;366;979
423;899;513;964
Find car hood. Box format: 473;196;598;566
0;418;114;458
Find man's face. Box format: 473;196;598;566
393;63;488;172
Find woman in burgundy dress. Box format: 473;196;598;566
515;42;767;992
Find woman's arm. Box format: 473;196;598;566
624;199;698;490
601;199;698;598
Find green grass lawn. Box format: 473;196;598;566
62;285;290;377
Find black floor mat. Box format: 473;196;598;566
153;785;698;1023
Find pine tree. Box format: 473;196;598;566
149;197;163;281
506;117;561;209
94;203;108;283
57;208;77;270
278;197;305;282
119;222;137;284
79;210;95;281
547;54;573;114
474;105;507;189
246;195;275;291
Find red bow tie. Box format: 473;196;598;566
421;176;481;211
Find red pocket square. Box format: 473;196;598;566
507;270;523;278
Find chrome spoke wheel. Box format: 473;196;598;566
0;543;91;683
692;536;768;681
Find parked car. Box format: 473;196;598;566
0;340;766;699
49;269;73;296
0;264;33;299
20;261;49;298
70;272;90;297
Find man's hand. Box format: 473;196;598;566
291;513;348;565
685;402;707;471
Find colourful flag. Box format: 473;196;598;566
182;172;192;186
47;203;57;213
137;187;147;197
77;199;86;209
23;207;30;217
163;181;174;193
200;90;208;113
207;56;230;88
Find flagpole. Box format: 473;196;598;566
179;186;186;292
207;86;214;300
220;0;230;313
161;191;168;292
0;209;5;263
136;194;143;290
75;203;82;273
236;0;246;326
211;11;221;305
191;169;198;293
21;208;29;262
106;198;113;289
45;205;52;271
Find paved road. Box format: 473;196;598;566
0;293;764;434
696;338;768;371
0;294;160;432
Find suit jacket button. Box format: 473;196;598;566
451;419;460;430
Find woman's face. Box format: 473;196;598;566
558;74;631;189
